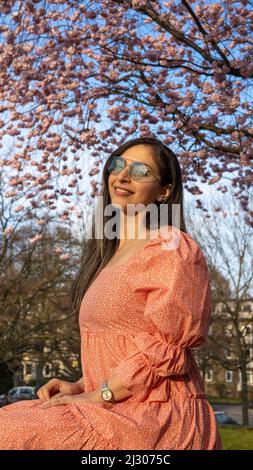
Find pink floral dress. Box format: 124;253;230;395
0;227;222;450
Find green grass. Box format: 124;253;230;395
219;426;253;450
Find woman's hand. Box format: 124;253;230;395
37;378;84;402
40;390;102;409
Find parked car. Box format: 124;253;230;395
6;386;37;404
214;411;239;426
0;393;8;407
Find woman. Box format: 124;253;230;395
0;137;222;449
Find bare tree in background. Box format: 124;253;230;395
187;191;253;425
0;174;83;387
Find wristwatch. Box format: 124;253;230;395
101;380;115;404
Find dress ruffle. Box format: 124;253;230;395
0;400;118;450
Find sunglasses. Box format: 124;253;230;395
107;156;161;182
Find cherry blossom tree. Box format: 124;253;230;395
0;0;252;223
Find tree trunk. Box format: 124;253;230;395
241;368;249;426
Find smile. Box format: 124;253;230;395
114;188;133;197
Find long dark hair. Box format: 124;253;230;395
71;136;187;321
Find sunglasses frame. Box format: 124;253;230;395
108;156;161;182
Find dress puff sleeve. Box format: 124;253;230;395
110;230;211;401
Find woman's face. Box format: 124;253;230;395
108;144;165;210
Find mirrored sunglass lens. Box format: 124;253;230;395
108;157;124;173
131;163;148;179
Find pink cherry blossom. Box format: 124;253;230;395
29;234;43;244
59;253;70;260
4;226;14;235
0;0;251;222
14;205;24;213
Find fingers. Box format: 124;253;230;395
37;388;50;402
36;379;60;402
41;395;70;409
48;392;67;400
40;393;92;409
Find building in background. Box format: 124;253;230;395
195;299;253;400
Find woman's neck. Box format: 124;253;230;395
118;212;150;249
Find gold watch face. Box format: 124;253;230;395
102;389;112;401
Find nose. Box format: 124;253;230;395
117;164;131;181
